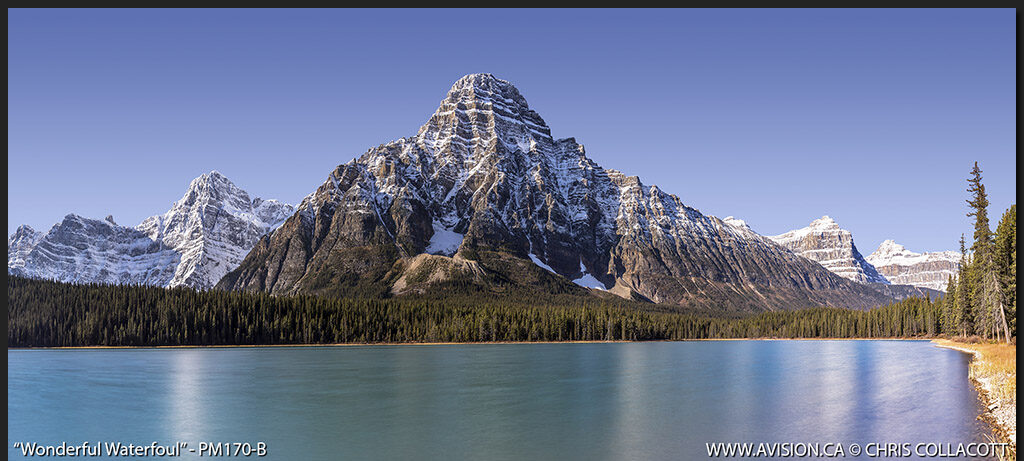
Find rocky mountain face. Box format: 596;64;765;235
7;225;44;273
867;240;959;292
769;216;889;284
220;73;899;311
137;171;295;289
9;171;293;289
9;215;181;286
767;217;943;299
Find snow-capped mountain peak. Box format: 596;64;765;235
769;216;889;285
870;239;909;261
7;225;45;272
10;172;294;289
221;73;902;311
811;215;837;227
867;239;960;267
866;240;959;291
416;73;553;162
723;216;752;231
137;171;295;288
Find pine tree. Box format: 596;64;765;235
955;234;972;337
994;205;1016;339
966;162;993;256
964;162;1009;341
941;274;957;335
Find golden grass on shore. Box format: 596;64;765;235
934;339;1016;404
933;339;1016;461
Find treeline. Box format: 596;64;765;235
940;163;1015;343
8;275;946;347
7;164;1012;348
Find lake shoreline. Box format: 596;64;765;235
932;340;1017;455
7;337;942;350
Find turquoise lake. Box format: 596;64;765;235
8;340;994;460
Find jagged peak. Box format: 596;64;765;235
12;224;38;235
175;170;250;208
867;238;961;266
448;73;517;95
810;215;838;228
9;224;43;249
867;240;962;262
442;73;530;112
723;216;751;230
50;213;123;231
873;239;908;255
770;215;848;244
189;170;232;189
416;74;552;151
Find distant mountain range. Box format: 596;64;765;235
8;172;293;289
867;240;960;292
769;216;889;284
769;216;958;292
8;74;952;308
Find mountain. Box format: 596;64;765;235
9;214;181;286
219;73;898;311
8;171;294;289
768;216;889;284
137;171;294;288
7;225;44;273
866;240;959;292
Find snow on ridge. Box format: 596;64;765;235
7;225;45;272
529;253;557;273
866;239;959;291
287;74;844;301
10;171;295;289
769;216;888;285
866;239;959;267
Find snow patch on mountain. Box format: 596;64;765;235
529;253;557;273
426;222;464;256
573;260;606;290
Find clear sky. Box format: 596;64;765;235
8;9;1016;254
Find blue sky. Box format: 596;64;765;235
8;9;1016;253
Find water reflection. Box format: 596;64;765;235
9;341;994;460
813;340;858;441
168;350;207;442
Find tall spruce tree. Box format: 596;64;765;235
993;204;1016;340
966;162;992;255
941;274;956;335
955;234;972;337
964;162;1009;341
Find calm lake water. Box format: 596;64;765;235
8;341;994;460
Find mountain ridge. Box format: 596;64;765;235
768;215;889;285
867;240;959;291
219;73;902;311
8;171;294;289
